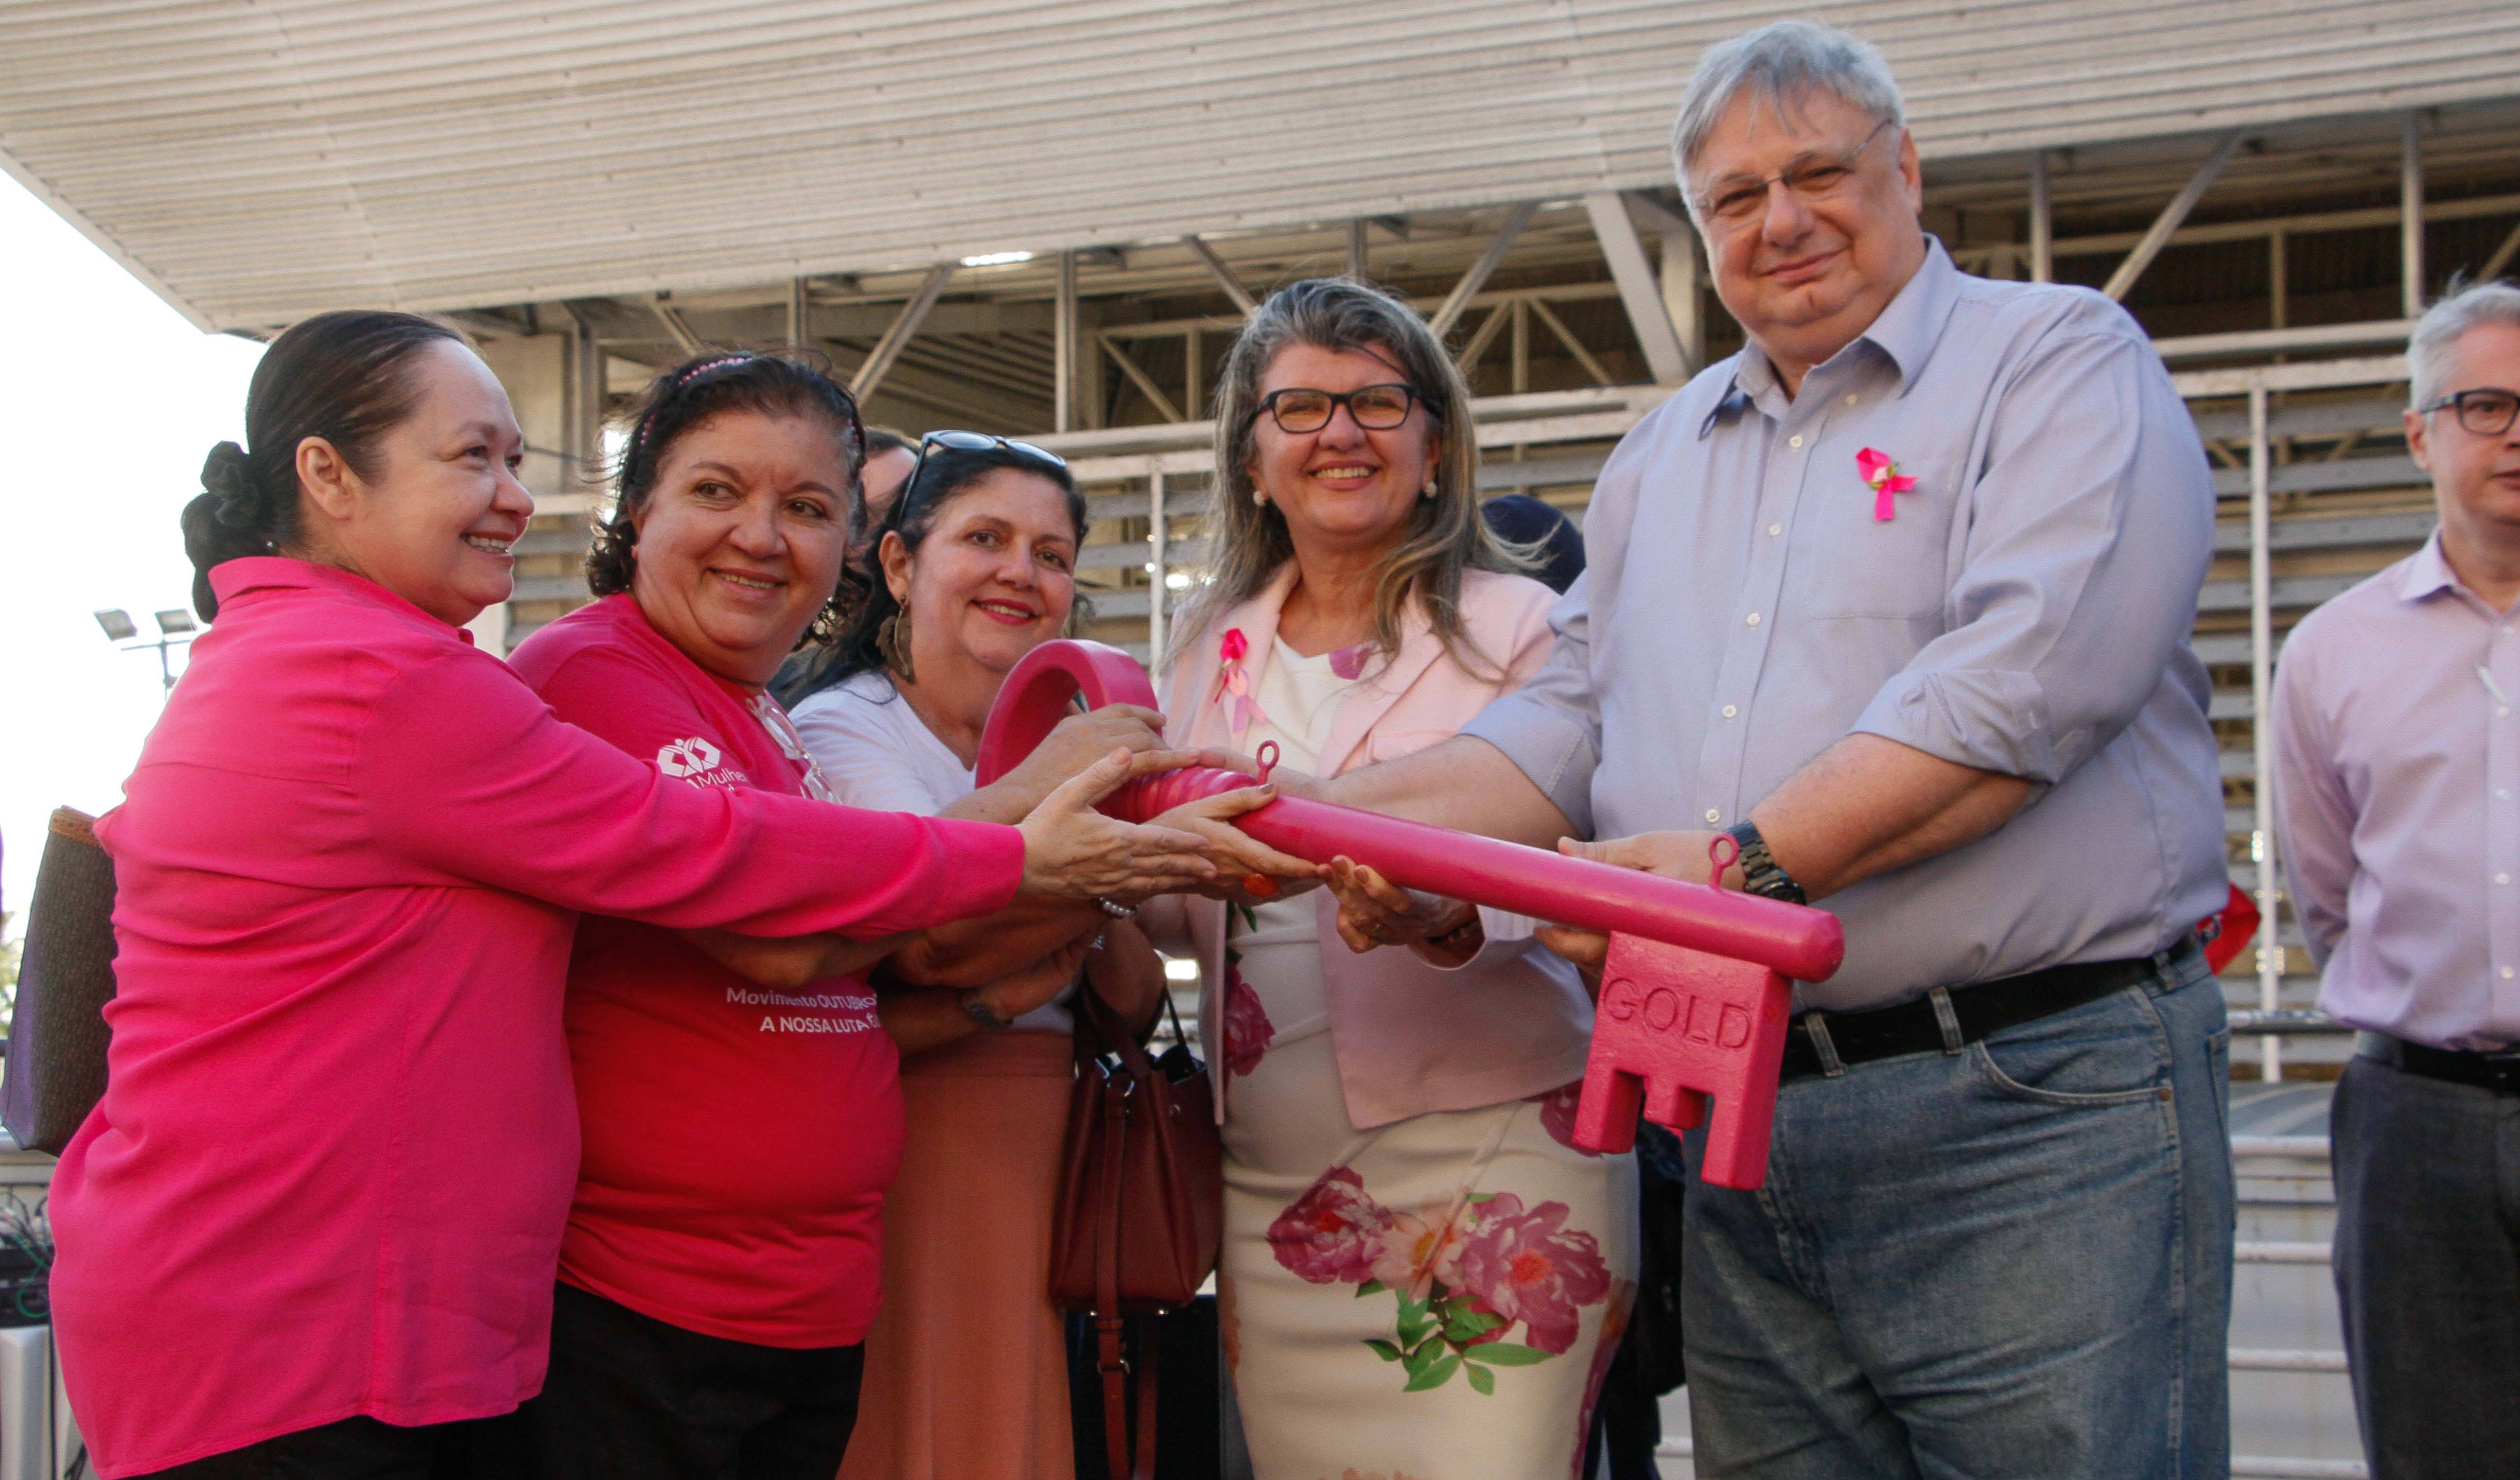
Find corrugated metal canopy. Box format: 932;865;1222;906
7;0;2520;330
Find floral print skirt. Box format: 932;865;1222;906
1218;945;1637;1480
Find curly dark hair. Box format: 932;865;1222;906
585;350;869;646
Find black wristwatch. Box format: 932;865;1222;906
1722;820;1807;905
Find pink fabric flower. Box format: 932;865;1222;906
1528;1081;1598;1157
1219;627;1249;662
1454;1194;1612;1355
1221;963;1273;1081
1368;1200;1472;1302
1856;446;1918;522
1268;1167;1392;1285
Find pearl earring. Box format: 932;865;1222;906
1253;488;1267;507
1421;478;1437;499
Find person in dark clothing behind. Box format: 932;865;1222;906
1480;490;1680;1480
1480;493;1585;596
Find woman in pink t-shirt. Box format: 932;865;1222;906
507;354;1282;1480
50;316;1221;1480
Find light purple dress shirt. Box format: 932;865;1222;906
1462;241;2229;1010
2273;531;2520;1051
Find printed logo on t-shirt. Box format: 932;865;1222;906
727;985;882;1035
656;735;749;789
657;736;722;777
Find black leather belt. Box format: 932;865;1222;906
2356;1031;2520;1095
1778;938;2201;1082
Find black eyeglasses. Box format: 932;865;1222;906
1690;117;1896;230
2422;386;2520;438
895;430;1069;521
1253;383;1425;435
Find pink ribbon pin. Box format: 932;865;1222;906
1856;446;1918;522
1213;628;1257;734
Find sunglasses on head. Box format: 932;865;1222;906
895;430;1068;517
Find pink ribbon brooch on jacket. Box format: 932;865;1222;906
1214;627;1258;736
1856;446;1918;522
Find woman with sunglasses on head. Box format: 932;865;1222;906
50;320;1211;1480
1142;278;1636;1479
784;431;1304;1480
500;360;1254;1480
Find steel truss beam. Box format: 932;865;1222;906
2103;131;2245;301
1429;201;1540;338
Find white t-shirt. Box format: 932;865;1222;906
790;670;1074;1031
1228;638;1368;1044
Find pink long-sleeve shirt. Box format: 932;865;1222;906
49;559;1022;1477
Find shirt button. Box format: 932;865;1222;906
2499;874;2512;885
1746;612;1762;627
2504;967;2516;981
1788;434;1804;449
1845;393;1859;405
1768;523;1783;538
1705;808;1722;824
1722;704;1738;719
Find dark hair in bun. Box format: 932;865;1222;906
182;310;464;620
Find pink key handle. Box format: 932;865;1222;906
978;639;1844;1186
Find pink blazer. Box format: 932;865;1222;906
1145;565;1594;1129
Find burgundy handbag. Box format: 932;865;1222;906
1049;989;1222;1480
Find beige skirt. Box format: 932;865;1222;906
840;1029;1076;1480
1219;940;1638;1480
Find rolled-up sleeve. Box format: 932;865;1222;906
1459;573;1604;836
1851;328;2212;785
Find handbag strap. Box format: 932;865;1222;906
1093;1073;1132;1480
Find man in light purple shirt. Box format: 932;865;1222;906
1319;20;2232;1479
2272;279;2520;1478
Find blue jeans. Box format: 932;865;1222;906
1681;948;2234;1479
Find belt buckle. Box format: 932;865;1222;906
2485;1052;2520;1095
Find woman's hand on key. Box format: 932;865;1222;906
1016;748;1219;900
1144;785;1315;904
1323;856;1482;966
991;704;1171;810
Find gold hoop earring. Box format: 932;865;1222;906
878;609;916;683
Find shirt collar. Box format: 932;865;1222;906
1698;234;1955;439
1855;236;1960;392
210;555;473;642
2400;528;2462;603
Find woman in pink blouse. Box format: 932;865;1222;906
47;312;1218;1480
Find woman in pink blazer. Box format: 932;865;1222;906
1145;279;1636;1480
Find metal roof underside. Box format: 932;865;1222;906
7;0;2520;331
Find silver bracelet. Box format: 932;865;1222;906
1095;897;1137;920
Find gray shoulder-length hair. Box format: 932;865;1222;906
1166;277;1534;678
